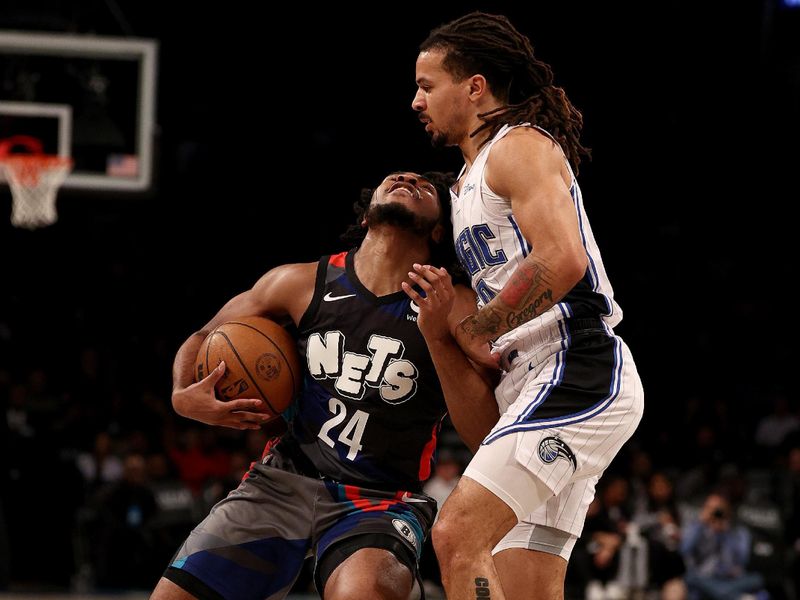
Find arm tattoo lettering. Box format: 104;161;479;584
506;287;553;329
475;577;490;598
460;257;562;343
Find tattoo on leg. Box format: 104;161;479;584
475;577;490;598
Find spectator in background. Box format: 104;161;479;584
776;446;800;599
569;496;624;599
6;383;34;439
94;453;158;589
423;449;463;517
633;472;686;600
75;431;124;489
167;427;231;495
754;395;798;453
681;493;765;600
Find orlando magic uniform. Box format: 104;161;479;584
453;124;644;558
164;251;445;600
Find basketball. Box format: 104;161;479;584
195;316;302;420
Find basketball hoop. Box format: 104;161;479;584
0;135;73;230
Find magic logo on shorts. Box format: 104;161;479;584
538;437;577;472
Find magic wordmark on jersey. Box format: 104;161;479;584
455;223;509;275
306;330;419;404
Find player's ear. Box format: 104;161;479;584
468;74;488;101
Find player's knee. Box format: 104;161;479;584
325;550;414;600
431;514;464;564
326;572;412;600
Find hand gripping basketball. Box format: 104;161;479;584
195;316;302;420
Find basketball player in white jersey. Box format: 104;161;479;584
409;12;645;600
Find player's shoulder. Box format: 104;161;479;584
268;260;318;278
491;125;562;161
256;261;318;291
486;126;566;189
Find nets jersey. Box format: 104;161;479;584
451;124;623;349
289;250;447;492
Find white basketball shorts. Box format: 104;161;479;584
464;318;644;557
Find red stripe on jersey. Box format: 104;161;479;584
329;252;347;267
343;484;362;500
418;422;439;480
359;500;395;513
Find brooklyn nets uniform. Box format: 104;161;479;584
164;250;446;599
453;124;644;558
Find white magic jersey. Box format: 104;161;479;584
450;124;622;353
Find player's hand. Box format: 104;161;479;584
454;316;502;370
172;361;272;430
402;264;454;343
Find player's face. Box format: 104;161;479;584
373;172;441;222
412;50;471;148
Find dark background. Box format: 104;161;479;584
2;0;797;435
0;0;799;593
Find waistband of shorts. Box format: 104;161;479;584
266;434;424;494
564;317;606;335
498;317;606;369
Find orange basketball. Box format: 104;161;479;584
195;316;302;420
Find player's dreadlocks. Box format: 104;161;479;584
421;12;590;171
340;171;466;282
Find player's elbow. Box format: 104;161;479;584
561;247;588;287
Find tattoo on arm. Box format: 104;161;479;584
462;257;558;342
500;258;555;307
460;308;503;339
498;257;556;329
475;577;490;598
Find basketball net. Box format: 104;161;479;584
0;136;73;230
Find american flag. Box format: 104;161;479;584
106;154;139;177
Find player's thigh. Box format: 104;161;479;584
324;546;415;600
163;463;314;600
494;547;567;600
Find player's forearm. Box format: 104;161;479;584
424;336;499;453
461;253;582;343
172;331;209;393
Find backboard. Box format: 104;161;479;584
0;30;157;191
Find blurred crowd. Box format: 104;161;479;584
1;344;799;599
0;340;800;600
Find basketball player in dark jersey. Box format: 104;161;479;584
150;172;499;600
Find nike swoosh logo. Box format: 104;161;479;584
323;292;356;302
400;492;428;504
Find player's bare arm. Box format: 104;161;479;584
403;265;499;452
457;129;587;352
171;262;316;429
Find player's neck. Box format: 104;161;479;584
356;232;431;297
459;110;498;166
